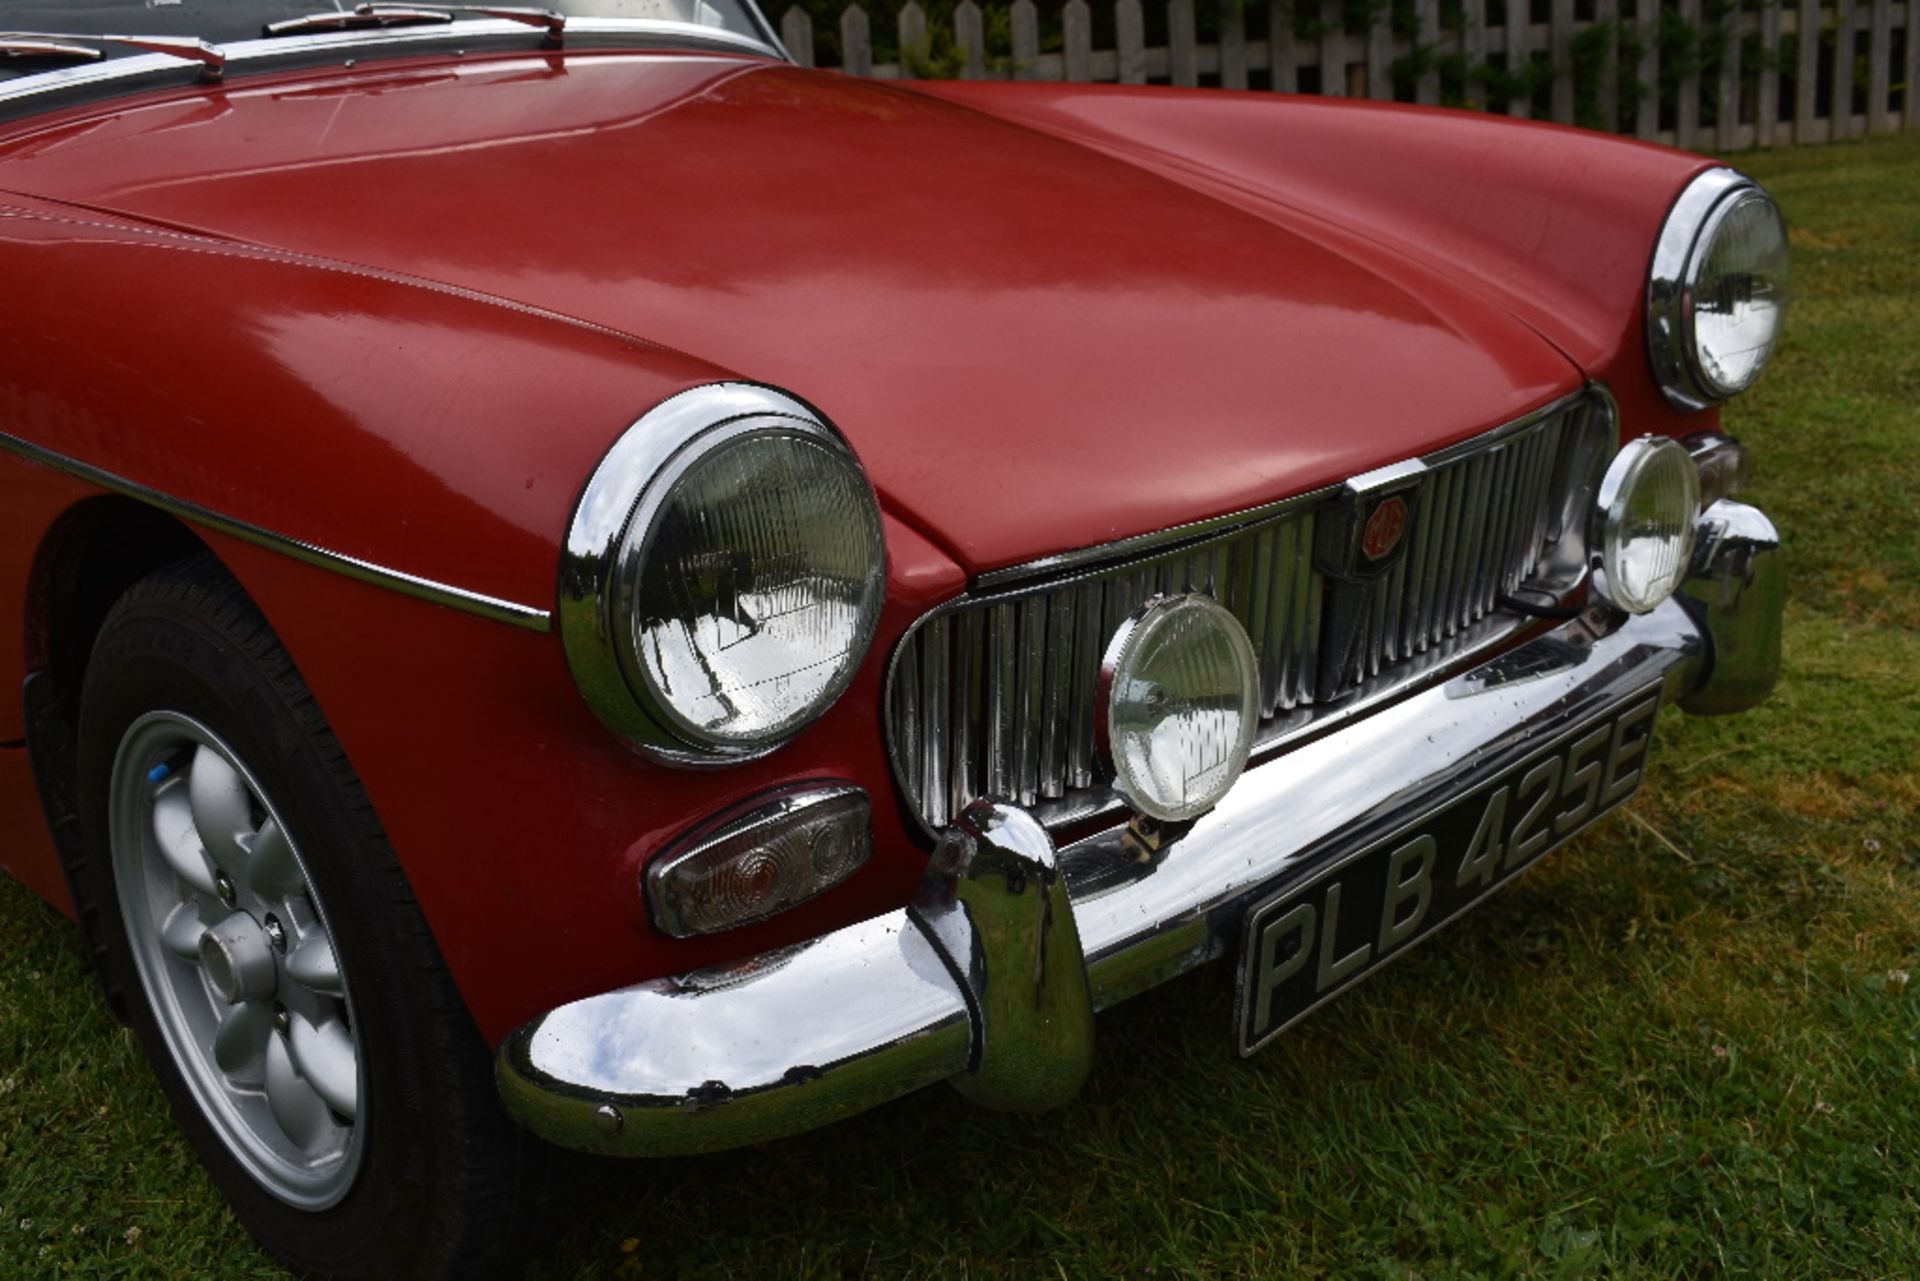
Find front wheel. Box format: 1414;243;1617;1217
74;555;557;1279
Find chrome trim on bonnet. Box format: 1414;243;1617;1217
498;585;1733;1157
0;431;551;631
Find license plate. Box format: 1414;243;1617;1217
1234;685;1662;1057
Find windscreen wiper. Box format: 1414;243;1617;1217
0;32;226;80
266;5;566;46
0;37;104;64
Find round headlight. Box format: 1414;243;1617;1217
561;385;886;761
1648;169;1791;409
1099;594;1260;823
1592;437;1700;614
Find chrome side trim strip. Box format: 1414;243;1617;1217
0;431;551;631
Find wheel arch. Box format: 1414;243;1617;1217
26;496;215;725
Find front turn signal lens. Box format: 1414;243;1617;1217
646;786;871;937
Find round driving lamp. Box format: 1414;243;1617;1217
1592;437;1701;615
561;385;887;762
1648;169;1791;409
1099;594;1261;823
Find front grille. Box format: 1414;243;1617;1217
887;391;1610;833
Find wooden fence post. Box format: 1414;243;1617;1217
1508;0;1533;116
954;0;987;78
1596;0;1619;128
1010;0;1039;79
1321;0;1348;95
781;4;814;66
1795;0;1820;139
1367;8;1392;98
1757;0;1781;146
1908;0;1920;129
1064;0;1093;80
1221;0;1249;89
1636;0;1660;137
1271;0;1300;91
1416;0;1441;103
897;0;926;77
1551;0;1575;122
1117;0;1148;82
1170;0;1199;85
840;3;872;75
1867;0;1891;131
1718;9;1742;149
1675;0;1700;145
1829;0;1853;138
1464;0;1488;107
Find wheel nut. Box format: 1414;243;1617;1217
263;914;286;951
215;871;236;906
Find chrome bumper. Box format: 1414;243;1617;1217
497;501;1782;1156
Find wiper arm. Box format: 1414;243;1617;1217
267;5;566;46
0;31;225;80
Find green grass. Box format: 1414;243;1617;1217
5;131;1918;1279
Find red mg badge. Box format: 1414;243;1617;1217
1361;496;1408;561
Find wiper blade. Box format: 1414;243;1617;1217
267;5;566;45
0;38;104;64
357;4;568;40
262;8;455;38
0;31;225;79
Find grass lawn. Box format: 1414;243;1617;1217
3;130;1916;1279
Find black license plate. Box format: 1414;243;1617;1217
1235;685;1662;1056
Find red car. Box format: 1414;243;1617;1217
0;3;1788;1276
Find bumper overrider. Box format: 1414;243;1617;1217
497;499;1784;1156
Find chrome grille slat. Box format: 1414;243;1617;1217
888;398;1598;834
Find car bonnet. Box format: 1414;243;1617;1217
0;50;1583;578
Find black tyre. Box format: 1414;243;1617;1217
72;554;558;1279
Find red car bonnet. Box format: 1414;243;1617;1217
0;50;1581;577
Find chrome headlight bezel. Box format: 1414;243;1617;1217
1647;167;1791;411
560;383;887;765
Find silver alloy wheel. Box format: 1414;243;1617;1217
109;711;365;1209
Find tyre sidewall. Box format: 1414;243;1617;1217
77;580;469;1277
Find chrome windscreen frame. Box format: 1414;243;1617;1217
884;385;1618;837
0;15;786;119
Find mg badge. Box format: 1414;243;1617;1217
1361;496;1408;562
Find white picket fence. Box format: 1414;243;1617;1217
777;0;1919;150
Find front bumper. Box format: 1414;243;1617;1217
498;500;1783;1157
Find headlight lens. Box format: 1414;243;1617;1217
1593;437;1701;614
561;385;887;761
1690;191;1791;396
1648;170;1791;409
1100;594;1260;823
630;429;884;746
